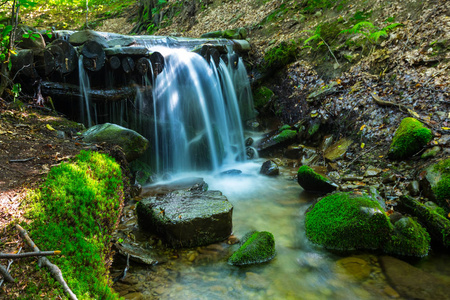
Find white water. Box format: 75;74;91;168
78;55;92;127
148;47;248;174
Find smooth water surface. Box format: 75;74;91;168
113;162;400;300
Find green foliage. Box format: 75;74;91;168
297;165;336;193
340;21;403;45
388;117;433;159
25;150;123;299
305;192;393;250
228;231;276;266
384;217;430;257
263;41;298;72
301;0;344;12
432;158;450;208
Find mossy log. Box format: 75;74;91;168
396;195;450;248
41;81;151;102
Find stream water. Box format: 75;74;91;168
111;161;432;300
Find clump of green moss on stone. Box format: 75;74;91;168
25;150;123;298
305;192;393;250
273;129;297;143
297;165;337;193
388;117;433;159
432;158;450;209
263;41;298;72
384;217;430;257
253;86;274;110
228;231;276;266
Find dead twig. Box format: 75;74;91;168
0;263;14;283
0;247;22;288
9;157;34;163
0;250;61;259
16;224;78;300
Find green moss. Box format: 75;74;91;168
384;217;430;257
228;231;276;266
388;117;433;159
273;129;297;143
305;192;392;250
432;158;450;208
263;41;298;72
253;86;274;110
279;124;292;131
297;165;337;193
25;150;123;299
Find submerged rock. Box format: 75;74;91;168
380;256;450;300
383;217;430;257
260;160;279;176
297;165;338;193
115;242;159;265
136;190;233;248
388;117;433;159
305;192;392;251
82;123;149;161
228;231;276;266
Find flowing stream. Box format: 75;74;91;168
111;161;420;300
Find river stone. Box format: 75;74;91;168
82;123;149;162
141;177;208;198
419;158;450;211
380;256;450;300
116;242;159;265
68;30;109;47
228;231;276;266
257;129;297;153
324;138;353;162
260;160;279;176
335;257;371;281
364;166;382;177
136;190;233;248
421;145;441;159
297;165;338;194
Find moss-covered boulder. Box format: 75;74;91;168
384;217;430;257
297;165;338;193
305;192;393;250
397;195;450;248
83;123;149;161
228;231;276;266
253;86;274;110
420;158;450;212
388;117;433;159
25;150;123;298
136;190;232;248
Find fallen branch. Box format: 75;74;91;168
371;93;421;119
0;250;61;259
9;157;34;163
0;247;21;288
16;224;78;300
0;264;14;283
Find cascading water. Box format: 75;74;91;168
149;47;247;174
78;55;93;127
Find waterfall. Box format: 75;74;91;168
78;44;253;175
150;47;247;174
79;55;92;127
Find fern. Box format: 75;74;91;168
340;21;403;45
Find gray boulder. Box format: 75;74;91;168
136;190;233;248
82;123;149;161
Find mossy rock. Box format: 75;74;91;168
253;86;274;110
388;117;433;159
263;41;298;72
297;165;338;193
228;231;276;266
274;129;297;143
83;123;149;162
305;192;393;250
431;158;450;210
384;217;430;257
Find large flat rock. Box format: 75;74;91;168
136;190;233;248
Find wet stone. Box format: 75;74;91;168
324;138;353;162
260;160;280;176
136;190;233;248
